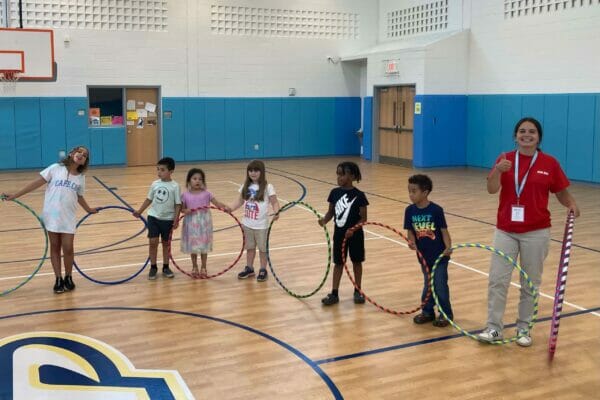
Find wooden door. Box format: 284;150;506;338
126;88;159;166
377;86;414;166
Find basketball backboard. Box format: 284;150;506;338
0;28;55;81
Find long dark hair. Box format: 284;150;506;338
61;146;90;173
186;168;206;189
241;160;267;201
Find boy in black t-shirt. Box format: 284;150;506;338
318;161;369;306
404;174;453;327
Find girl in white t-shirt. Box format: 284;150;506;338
230;160;280;282
3;146;97;294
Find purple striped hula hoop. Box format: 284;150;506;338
548;211;575;360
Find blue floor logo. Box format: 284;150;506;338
0;331;195;399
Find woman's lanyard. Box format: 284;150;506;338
512;150;538;222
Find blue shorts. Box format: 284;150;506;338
147;215;174;242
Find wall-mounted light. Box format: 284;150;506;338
326;56;340;64
288;88;296;96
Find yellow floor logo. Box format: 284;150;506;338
0;331;195;399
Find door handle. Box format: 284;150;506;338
392;101;397;127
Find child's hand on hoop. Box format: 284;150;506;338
88;207;98;214
1;193;15;201
407;241;417;251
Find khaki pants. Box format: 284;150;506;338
487;228;550;332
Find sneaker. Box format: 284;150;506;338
432;316;450;327
256;268;268;282
148;267;158;280
238;266;255;279
353;290;365;304
413;313;436;324
516;329;533;347
63;275;76;291
321;293;339;306
477;327;503;343
163;267;174;278
53;277;64;294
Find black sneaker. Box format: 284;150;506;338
238;266;255;279
413;313;435;324
321;293;339;306
53;277;64;294
353;290;365;304
432;316;450;327
163;267;174;278
148;267;158;280
64;275;76;291
256;269;268;282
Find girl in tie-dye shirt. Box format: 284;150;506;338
3;146;97;294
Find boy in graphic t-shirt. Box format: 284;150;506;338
318;161;369;306
404;174;453;327
133;157;182;280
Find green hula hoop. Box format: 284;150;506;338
431;242;539;344
266;201;331;298
0;197;48;296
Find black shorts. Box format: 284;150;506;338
147;215;174;242
333;228;365;265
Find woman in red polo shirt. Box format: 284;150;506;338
478;117;580;347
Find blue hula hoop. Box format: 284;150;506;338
73;205;150;285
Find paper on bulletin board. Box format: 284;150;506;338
137;109;148;118
126;111;138;120
127;120;134;126
100;116;112;126
144;102;156;113
136;117;144;128
126;100;136;110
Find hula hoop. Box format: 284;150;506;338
73;205;150;285
169;205;245;279
548;211;575;360
341;221;431;315
431;243;539;344
0;197;48;296
266;201;331;298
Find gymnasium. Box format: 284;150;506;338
1;1;599;399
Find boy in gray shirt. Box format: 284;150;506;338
133;157;182;279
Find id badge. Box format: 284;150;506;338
511;205;525;222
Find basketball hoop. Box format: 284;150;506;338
0;71;21;95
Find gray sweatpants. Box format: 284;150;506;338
487;228;550;332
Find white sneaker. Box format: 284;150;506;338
516;329;532;347
477;327;503;343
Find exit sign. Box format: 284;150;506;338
385;59;399;75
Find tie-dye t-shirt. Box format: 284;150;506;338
40;163;85;234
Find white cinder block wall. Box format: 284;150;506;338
358;0;469;96
9;0;378;97
467;0;600;94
